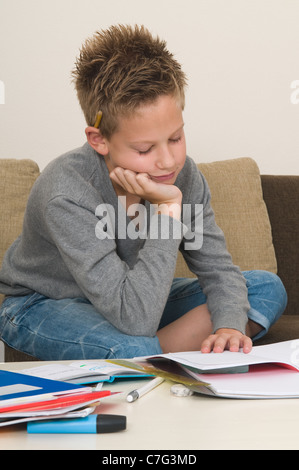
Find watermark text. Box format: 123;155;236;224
95;197;203;250
290;80;299;104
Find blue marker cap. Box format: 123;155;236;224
27;414;126;434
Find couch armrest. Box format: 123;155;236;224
261;175;299;316
0;159;40;308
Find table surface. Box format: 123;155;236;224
1;360;299;450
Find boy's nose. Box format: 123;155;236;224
156;147;175;170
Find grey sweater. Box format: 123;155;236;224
0;143;249;336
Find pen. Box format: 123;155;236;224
27;413;126;434
127;377;164;402
0;390;113;414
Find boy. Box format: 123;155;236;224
0;25;287;359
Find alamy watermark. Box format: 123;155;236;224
290;80;299;104
0;80;5;104
95;196;203;250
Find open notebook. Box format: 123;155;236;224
143;340;299;399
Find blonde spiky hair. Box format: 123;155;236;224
72;24;187;138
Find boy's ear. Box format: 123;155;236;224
85;127;109;155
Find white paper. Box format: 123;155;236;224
188;364;299;399
150;340;299;372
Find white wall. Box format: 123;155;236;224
0;0;299;175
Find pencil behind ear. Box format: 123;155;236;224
93;111;103;129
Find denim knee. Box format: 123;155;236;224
104;335;163;359
243;270;287;340
0;293;164;360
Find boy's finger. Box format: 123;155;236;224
200;334;217;353
241;335;253;353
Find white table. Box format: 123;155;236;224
1;360;299;450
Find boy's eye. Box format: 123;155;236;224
137;147;153;155
169;136;182;144
136;136;182;155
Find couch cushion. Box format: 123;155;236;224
175;157;277;277
254;316;299;345
261;175;299;316
0;159;40;304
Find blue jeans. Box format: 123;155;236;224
0;270;287;360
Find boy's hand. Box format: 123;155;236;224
200;328;252;354
110;167;182;219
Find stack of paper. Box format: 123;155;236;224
0;369;114;427
145;340;299;399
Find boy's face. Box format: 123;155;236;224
103;94;186;186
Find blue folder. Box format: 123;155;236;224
0;369;85;404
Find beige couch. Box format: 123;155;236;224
1;157;299;362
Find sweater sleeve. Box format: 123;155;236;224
180;165;250;335
45;196;185;336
